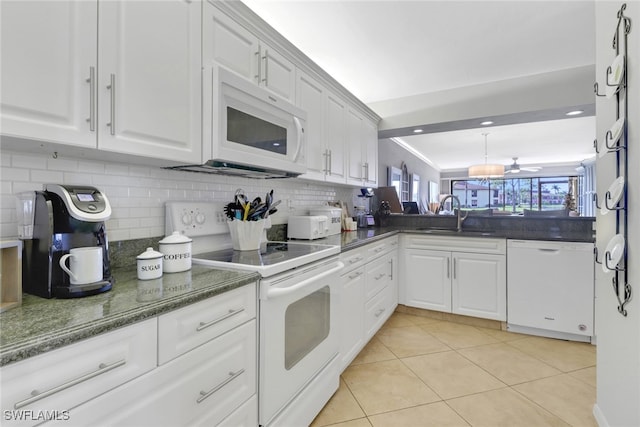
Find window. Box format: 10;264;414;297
451;176;580;213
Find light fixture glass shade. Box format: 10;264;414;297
468;163;504;178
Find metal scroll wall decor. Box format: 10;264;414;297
594;3;632;316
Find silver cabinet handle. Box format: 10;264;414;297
374;308;385;318
348;271;362;280
106;74;116;135
453;258;457;279
348;256;363;264
375;273;385;280
262;49;269;84
197;369;245;404
328;149;332;175
85;66;96;131
389;259;394;280
254;50;261;83
196;308;245;332
447;258;450;278
14;359;126;409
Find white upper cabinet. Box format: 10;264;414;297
97;0;202;163
0;1;97;148
347;107;378;187
204;4;295;102
297;70;347;183
0;0;202;164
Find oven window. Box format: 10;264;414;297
284;285;330;370
227;107;287;155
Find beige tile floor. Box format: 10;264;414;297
312;312;597;427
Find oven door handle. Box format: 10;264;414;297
265;262;344;299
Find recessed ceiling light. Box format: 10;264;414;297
566;110;584;116
413;129;423;133
480;121;494;126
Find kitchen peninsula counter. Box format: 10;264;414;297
0;265;259;367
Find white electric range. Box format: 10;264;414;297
165;202;342;427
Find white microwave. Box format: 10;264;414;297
194;67;307;178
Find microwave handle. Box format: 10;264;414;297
293;116;304;162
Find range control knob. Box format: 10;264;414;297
181;212;193;226
195;212;206;224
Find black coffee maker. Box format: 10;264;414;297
17;184;113;298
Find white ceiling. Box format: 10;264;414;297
240;0;597;171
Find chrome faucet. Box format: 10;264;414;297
440;194;469;232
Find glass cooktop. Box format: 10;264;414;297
192;241;340;277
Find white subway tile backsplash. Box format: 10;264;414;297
0;149;359;241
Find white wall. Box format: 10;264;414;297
593;2;639;427
0;149;358;242
378;138;441;205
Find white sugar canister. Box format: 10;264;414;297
159;231;192;273
136;247;163;280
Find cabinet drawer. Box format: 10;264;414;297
365;259;390;300
158;283;256;364
218;395;258;427
366;236;398;262
403;234;506;254
1;319;157;425
43;320;257;427
340;247;366;273
365;287;391;340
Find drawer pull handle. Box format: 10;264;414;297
14;359;126;409
375;273;386;280
375;308;385;317
197;369;245;404
197;308;245;332
348;271;362;279
349;256;363;264
375;247;384;253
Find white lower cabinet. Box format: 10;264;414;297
1;319;157;427
339;236;398;371
2;283;258;427
51;320;257;427
401;235;506;321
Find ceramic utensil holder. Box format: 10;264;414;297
228;219;265;251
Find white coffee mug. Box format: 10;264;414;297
59;247;103;285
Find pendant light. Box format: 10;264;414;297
468;133;504;179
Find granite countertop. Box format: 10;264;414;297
0;265;259;367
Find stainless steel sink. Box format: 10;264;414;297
415;228;496;237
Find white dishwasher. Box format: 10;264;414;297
507;239;595;342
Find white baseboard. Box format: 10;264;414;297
593;403;609;427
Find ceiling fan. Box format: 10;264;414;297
504;157;542;174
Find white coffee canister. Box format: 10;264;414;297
136;247;163;280
159;231;192;273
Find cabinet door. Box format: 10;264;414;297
339;267;366;371
363;118;378;186
0;0;97;148
204;4;259;82
403;249;451;312
346;107;364;185
297;70;326;181
260;44;296;102
325;92;348;183
97;0;201;163
452;253;506;321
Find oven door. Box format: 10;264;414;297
259;257;343;426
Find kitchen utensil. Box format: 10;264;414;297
59;247;103;285
136;247;163;280
159;231;192;273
